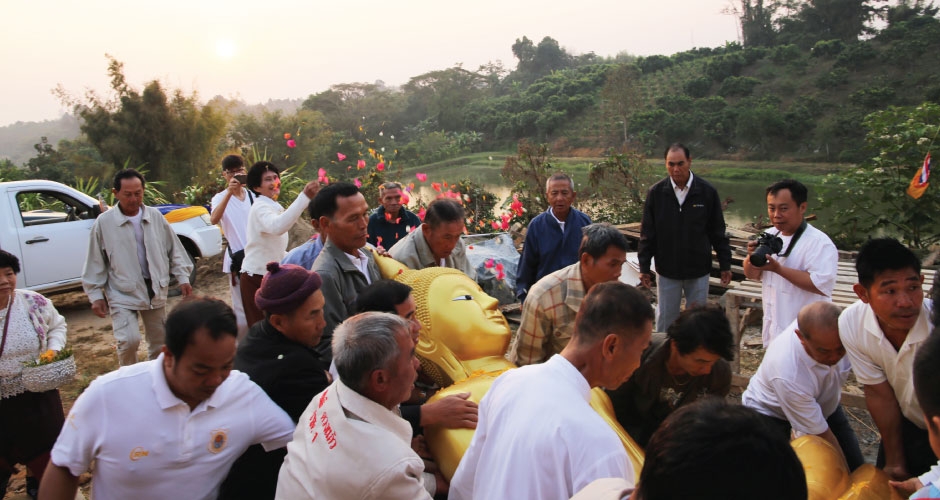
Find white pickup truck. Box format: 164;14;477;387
0;180;222;294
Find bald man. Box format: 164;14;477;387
742;301;864;470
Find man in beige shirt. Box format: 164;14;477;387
83;169;192;365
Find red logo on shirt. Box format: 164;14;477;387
208;429;228;454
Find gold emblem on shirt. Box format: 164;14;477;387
129;447;149;461
208;429;229;454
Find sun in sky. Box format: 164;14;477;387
215;38;237;60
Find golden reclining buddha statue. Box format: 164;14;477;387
373;252;903;499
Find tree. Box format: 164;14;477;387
509;36;572;85
737;0;779;47
600;64;646;146
226;109;333;176
821;102;940;248
302;82;404;139
402;66;490;132
777;0;885;47
501;141;554;222
582;148;655;224
57;55;229;192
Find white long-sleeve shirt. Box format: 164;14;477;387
241;193;310;276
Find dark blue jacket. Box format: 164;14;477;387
367;206;422;249
515;207;591;301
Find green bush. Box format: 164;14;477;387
718;76;761;97
849;86;896;109
835;43;878;71
684;77;712;98
704;53;747;82
815;68;850;89
771;44;802;63
811;39;846;58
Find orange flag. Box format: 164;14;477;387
906;153;931;199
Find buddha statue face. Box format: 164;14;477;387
425;272;510;361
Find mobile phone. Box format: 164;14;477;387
234;174;248;184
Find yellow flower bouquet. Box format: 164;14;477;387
22;348;76;392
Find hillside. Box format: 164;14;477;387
0;114;81;165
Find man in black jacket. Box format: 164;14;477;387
638;143;732;332
219;262;330;500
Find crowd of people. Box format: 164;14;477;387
0;144;937;500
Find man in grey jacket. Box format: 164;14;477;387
310;182;380;362
83;169;193;365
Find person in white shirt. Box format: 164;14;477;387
890;299;940;498
310;182;380;362
839;237;935;481
743;179;838;346
239;161;320;327
449;281;654;500
39;298;295;500
275;312;438;499
742;301;863;470
210;155;253;338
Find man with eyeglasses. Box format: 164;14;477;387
210;155;254;338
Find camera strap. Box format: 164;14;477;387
777;220;808;258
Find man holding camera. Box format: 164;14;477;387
743;179;838;347
210;155;253;338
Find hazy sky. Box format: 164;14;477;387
0;0;739;127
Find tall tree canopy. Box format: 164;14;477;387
57;55;228;190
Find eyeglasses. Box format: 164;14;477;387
223;168;246;175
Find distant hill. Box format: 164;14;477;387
0;115;81;165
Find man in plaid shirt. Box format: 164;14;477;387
507;223;629;365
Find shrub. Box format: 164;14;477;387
719;76;761;97
835;43;878;71
770;44;802;63
815;68;850;89
849;86;896;109
684;77;712;98
811;39;846;58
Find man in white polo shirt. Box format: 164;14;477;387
39;298;294;500
840;238;935;481
743;301;863;471
451;282;654;500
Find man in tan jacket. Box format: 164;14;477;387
82;169;192;365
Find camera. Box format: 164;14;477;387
749;232;784;266
234;174;248;184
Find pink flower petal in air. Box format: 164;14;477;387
357;159;365;169
418;208;426;221
401;192;410;204
484;259;494;269
354;178;362;188
284;133;291;140
416;173;427;182
286;139;296;148
376;162;385;171
337;153;346;161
